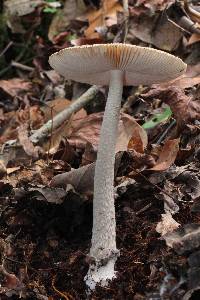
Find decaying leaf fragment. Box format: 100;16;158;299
4;0;43;17
0;78;32;98
85;0;123;38
156;212;180;236
68;112;147;154
129;0;174;17
48;0;87;42
50;152;124;194
129;13;182;51
18;124;40;159
142;87;200;129
150;139;180;171
153;63;200;90
50;163;95;195
163;224;200;254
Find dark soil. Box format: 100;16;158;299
0;171;200;299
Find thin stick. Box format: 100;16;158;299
11;61;34;72
156;119;176;145
123;0;129;43
30;85;99;144
47;106;54;164
0;41;13;58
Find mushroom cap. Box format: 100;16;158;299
49;43;187;86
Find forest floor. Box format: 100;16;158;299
0;0;200;299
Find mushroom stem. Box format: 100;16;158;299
85;70;124;289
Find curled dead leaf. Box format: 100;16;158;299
50;152;123;195
129;0;174;17
18;125;40;159
163;224;200;254
85;0;123;38
0;78;32;98
142;87;200;129
68;112;147;155
156;213;180;236
129;13;182;51
50;163;95;195
150;139;180;171
153;63;200;89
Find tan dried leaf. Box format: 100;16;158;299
85;0;123;38
0;78;32;97
150;139;180;171
41;98;87;152
42;98;73;121
18;124;40;159
129;14;182;51
188;33;200;46
117;114;148;153
68;112;147;155
156;213;180;236
153;63;200;89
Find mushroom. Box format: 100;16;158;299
49;43;186;290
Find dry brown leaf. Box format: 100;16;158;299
68;112;147;155
68;112;102;149
0;78;32;97
42;98;73;121
85;0;123;38
4;0;42;16
142;87;200;128
187;33;200;45
150;139;180;171
82;142;97;165
41;99;87;153
0;106;44;145
48;0;87;42
28;186;67;204
129;14;182;51
163;224;200;254
50;163;95;195
153;63;200;89
18;124;40;159
156;213;180;236
71;37;103;46
117;114;148;153
129;0;174;17
6;166;21;175
50;153;123;194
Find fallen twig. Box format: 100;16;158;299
123;0;129;42
0;41;13;58
30;85;99;144
11;61;34;72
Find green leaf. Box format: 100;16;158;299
43;7;57;13
142;107;172;130
67;34;78;41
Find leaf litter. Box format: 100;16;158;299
0;0;200;299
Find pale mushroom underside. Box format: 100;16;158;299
49;43;186;86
